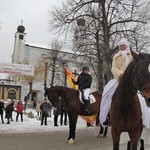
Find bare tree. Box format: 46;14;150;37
20;61;45;109
49;40;61;87
49;0;150;90
44;40;67;87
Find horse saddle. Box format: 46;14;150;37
79;91;96;104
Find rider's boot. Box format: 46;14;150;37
102;117;109;127
84;100;90;114
140;139;144;150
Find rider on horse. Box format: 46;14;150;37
99;38;133;127
72;66;92;114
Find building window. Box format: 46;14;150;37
19;35;23;39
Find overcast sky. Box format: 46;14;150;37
0;0;59;78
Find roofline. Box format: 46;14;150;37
22;41;97;59
24;41;75;55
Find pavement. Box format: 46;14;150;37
0;127;150;150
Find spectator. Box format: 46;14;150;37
53;101;61;126
36;100;41;117
40;98;51;125
33;100;36;110
49;102;52;117
24;96;27;103
0;100;4;124
10;99;15;121
60;97;67;126
5;100;14;124
16;100;24;122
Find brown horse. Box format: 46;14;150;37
45;86;101;143
111;50;150;150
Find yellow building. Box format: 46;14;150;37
0;83;21;101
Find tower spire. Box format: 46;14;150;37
21;19;23;25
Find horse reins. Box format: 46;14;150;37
133;65;150;98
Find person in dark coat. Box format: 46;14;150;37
72;66;92;113
5;100;14;124
40;98;51;125
0;100;4;124
16;100;24;122
60;97;67;126
36;100;42;117
53;100;61;126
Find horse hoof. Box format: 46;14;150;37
102;135;107;138
97;134;101;138
97;134;107;138
67;138;75;144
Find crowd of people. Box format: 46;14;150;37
33;97;68;126
0;99;24;124
0;97;68;127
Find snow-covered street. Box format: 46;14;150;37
0;108;87;134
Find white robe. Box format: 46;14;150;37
99;78;118;124
138;94;150;128
99;79;150;129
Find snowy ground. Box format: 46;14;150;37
0;108;89;134
1;107;150;147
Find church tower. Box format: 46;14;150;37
12;23;26;64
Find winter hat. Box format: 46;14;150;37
118;38;130;47
117;38;131;68
82;66;90;71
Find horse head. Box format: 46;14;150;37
44;87;60;109
131;50;150;106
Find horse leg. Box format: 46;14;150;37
128;129;141;150
97;126;108;138
140;139;144;150
67;113;78;144
103;126;108;137
111;127;120;150
140;127;144;150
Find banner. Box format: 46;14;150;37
65;66;78;90
0;62;34;76
80;114;97;125
65;66;96;125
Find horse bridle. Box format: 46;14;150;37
133;64;150;97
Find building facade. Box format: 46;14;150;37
10;25;98;101
0;79;21;100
